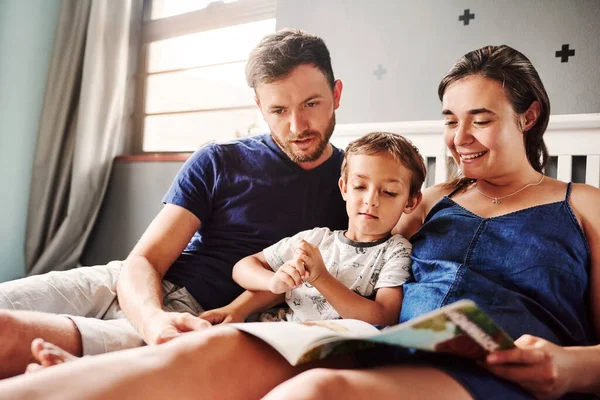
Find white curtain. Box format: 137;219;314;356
25;0;136;275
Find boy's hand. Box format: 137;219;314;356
294;240;327;283
199;305;245;325
268;259;306;294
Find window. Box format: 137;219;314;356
134;0;276;152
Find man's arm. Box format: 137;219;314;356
117;203;209;345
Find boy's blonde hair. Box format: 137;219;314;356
341;132;426;198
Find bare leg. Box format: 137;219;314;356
0;326;346;400
0;263;129;378
0;310;82;379
263;366;474;400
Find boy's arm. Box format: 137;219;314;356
232;251;276;291
312;275;403;326
294;239;407;326
200;290;285;324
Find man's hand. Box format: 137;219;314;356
294;240;327;283
268;259;307;294
199;305;246;325
143;310;212;345
480;335;576;399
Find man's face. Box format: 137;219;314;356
255;64;342;169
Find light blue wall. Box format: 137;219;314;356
0;0;61;281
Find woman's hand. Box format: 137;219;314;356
480;334;577;399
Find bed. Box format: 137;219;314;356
332;113;600;188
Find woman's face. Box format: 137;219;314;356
441;75;528;180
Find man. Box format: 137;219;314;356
0;29;347;378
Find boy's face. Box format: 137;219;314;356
339;153;419;242
255;64;342;170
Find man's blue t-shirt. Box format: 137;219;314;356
163;134;348;310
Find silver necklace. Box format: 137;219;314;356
475;174;545;205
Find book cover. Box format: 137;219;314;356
230;299;515;366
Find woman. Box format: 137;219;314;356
264;45;600;399
1;45;598;400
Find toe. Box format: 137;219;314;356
30;338;46;362
25;363;44;374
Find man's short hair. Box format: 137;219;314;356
246;29;335;90
341;132;426;198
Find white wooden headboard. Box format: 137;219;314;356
331;113;600;188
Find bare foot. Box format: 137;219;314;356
26;338;79;373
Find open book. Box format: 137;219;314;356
229;299;515;366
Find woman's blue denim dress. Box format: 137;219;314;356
358;183;596;399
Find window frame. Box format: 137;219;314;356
131;0;277;154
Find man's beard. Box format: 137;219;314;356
272;113;336;163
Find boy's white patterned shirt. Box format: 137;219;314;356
262;227;412;322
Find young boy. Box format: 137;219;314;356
229;132;426;327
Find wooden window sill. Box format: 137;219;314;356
115;153;192;162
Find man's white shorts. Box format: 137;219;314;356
0;262;204;355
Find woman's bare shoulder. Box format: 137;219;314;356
570;182;600;200
395;184;455;239
422;184;456;205
569;183;600;228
